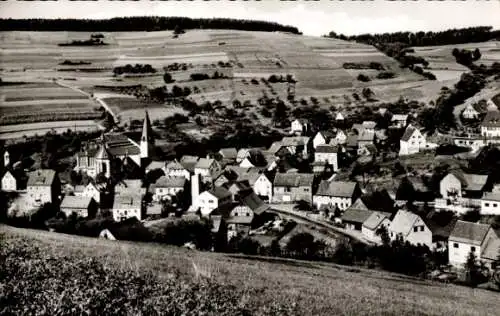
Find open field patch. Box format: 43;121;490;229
0;120;102;140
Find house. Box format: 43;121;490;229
462;104;481;120
153;176;186;201
27;169;60;207
74;182;105;204
164;160;191;180
273;173;314;203
357;130;375;148
112;195;142;222
226;180;253;201
194;158;221;182
280;136;312;157
341;207;373;231
314;145;338;171
362;121;376;133
362;211;391;243
313;180;360;211
196;186;232;217
391;114;409;128
425;211;458;251
239;150;267;168
480;192;500;215
313;131;335;149
335;112;345;121
179;155;199;174
399;124;431;156
331;130;347;145
217;147;238;164
486;93;500;110
60;195;97;218
239;170;273;201
291;118;309;135
236;148;263;163
480;111;500;137
226;201;258;240
115;179;145;197
448;220;498;269
388;210;432;248
439;170;489;199
1;170;17;191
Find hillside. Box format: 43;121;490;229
2;225;499;316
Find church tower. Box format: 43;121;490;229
140;109;155;159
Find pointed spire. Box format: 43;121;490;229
141;109;154;144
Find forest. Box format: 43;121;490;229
327;26;500;46
0;17;301;34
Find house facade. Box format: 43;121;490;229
153;176;186;202
164;161;191;180
112;195;142;222
26;169;60;208
273;173;314;203
462;104;480;120
362;212;391;243
389;210;432;248
196;187;232;217
399;125;428;156
480;193;500;215
314;145;338;171
240;171;273;201
1;170;17;191
391;114;408;128
313;131;334;149
313;180;360;211
291;119;308;135
74;182;104;204
481;111;500;137
194;158;221;182
448;221;492;269
60;196;97;218
439;171;488;199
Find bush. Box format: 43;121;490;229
357;74;371;82
376;72;396;79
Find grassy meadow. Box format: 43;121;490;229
2;225;499;316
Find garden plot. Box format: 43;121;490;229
0;120;102;140
114;52;229;68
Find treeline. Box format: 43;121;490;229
327;26;499;47
113;64;157;75
0;17;301;34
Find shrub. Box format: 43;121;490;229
357;74;371;82
376;71;396;79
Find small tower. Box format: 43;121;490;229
4;150;10;167
95;144;111;178
140;109;155;159
191;173;200;209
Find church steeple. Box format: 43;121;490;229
140;109;154;158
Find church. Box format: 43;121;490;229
74;110;155;179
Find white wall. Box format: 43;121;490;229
440;174;462;198
313;195;352;210
448;240;481;268
1;173;17;191
481;199;500;215
113;207;141;221
253;175;273;201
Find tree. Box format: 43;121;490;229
362;87;374;100
375;225;391;246
357;74;370;82
473;48;481;61
294;200;314;213
464;249;482;287
286;232;324;260
163;72;174;83
272;101;288;127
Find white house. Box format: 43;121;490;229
194;158;221;182
480;193;500;215
196;186;232;217
448;220;493;268
60;195;97;218
313;180;360;211
391;114;409;128
1;170;17;191
112;195;142;222
313;131;334;149
362;211;391;243
153;176;186;202
335;112;345;121
399;124;435;156
389;210;432;248
330;130;347;145
74;182;104;204
481;111;500;138
164;160;191;180
27;169;61;208
439;170;489;199
314;145;338;171
239;171;273;201
291;118;309;135
462;104;480;120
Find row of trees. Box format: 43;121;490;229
327;26;499;47
113;64;157;75
0;17;301;34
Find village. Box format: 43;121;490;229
2;91;500;286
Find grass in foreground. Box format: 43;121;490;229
1;225;499;316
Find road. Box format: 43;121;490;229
268;204;375;245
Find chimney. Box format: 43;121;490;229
191;173;200;208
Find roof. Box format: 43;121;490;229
341;208;373;224
155;176;186;188
490;93;500;108
316;130;335;141
406;176;430;192
113;194;142;209
27;169;57;186
226;216;253;225
273;173;314;187
267;142;284;154
449;220;490;245
61;195;93;209
401;125;419;142
103;133;140;156
74;185;85;193
293;118;309;125
425;213;458;240
141;110;154;144
390;210;422;236
95;145;110;160
165;160;186;171
180;155;199;172
238;170;261;186
316;180;357;198
195;158;216;170
350;198;369;210
482;192;500;202
239;191;269;215
218;148;238;159
281;136;310;147
481;111;500;128
391;114;408;121
315;144;338;153
363;211;391;230
481;229;500;261
448;170;488;191
207;186;232;199
146;161;165;170
362;121;377;129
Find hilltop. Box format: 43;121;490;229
2;225;500;316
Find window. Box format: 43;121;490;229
494;204;498;208
304;188;309;192
285;187;291;192
453;243;459;248
471;246;476;252
209;199;214;204
246;212;250;216
420;226;424;232
414;226;418;232
485;203;490;207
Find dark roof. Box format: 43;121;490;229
61;195;93;209
316;130;335;141
425;213;458;240
448;170;488;191
449;220;491;245
195;158;216;170
239;191;269;215
316;180;357;198
180;155;199;172
482;229;500;261
490;93;500;108
342;208;373;224
481;111;500;128
207;186;232;199
315;144;338;153
363;211;391;230
218;148;238;159
401;125;418;142
27;169;57;186
274;173;314;187
226;216;253;225
104;133;140;156
155;176;186;188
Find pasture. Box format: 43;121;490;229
2;225;500;316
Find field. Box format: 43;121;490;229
2;225;500;316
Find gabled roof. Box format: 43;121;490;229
363;211;391;230
481;111;500;128
341;208;373;224
481;229;500;261
482;192;500;202
141;110;154;144
113;194;142;209
350;198;369;210
362;121;377;129
292;118;309;125
315;144;338;153
490;93;500;108
207;186;231;199
315;130;335;141
449;220;490;246
155;176;186;188
316;180;357;198
239;191;269;215
146;161;165;170
239;170;262;186
104;133;140;156
61;195;93;209
273;173;314;187
401;124;419;142
195;158;216;170
165;160;186;171
226;216;253;225
27;169;57;186
391;114;408;121
180;155;199;172
218;148;238;159
448;170;488;191
95;144;111;160
281;136;310;147
390;210;422;236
